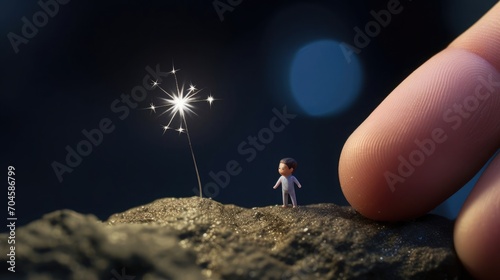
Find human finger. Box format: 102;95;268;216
454;152;500;279
338;2;500;221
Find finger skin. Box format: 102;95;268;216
338;2;500;221
449;1;500;71
454;153;500;280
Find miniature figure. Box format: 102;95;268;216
273;157;302;208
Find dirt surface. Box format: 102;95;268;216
0;197;471;279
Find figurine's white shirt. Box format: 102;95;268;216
275;175;301;191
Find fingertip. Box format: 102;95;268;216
339;132;395;220
455;153;500;280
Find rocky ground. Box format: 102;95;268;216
0;197;471;279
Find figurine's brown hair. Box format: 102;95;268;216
280;158;297;171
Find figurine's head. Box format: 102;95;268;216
278;158;297;176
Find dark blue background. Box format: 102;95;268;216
1;0;497;225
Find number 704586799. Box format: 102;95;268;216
7;166;15;216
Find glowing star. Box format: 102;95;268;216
207;95;214;106
148;65;216;198
176;127;185;134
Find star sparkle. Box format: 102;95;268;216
149;67;215;133
148;65;216;198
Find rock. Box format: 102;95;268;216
0;209;201;280
0;197;471;279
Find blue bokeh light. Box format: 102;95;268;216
289;39;363;117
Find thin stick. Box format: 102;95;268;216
183;118;203;198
